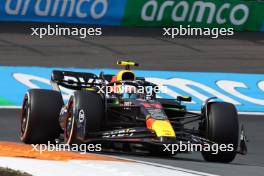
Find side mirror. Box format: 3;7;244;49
177;96;192;102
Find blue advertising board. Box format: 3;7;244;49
0;0;126;25
0;66;264;114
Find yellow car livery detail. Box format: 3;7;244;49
117;61;138;67
150;120;176;137
82;88;96;91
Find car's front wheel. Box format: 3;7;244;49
64;90;104;144
201;102;239;163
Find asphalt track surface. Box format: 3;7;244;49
0;22;264;176
0;22;264;73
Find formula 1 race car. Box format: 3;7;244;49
20;61;247;163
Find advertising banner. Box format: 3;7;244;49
1;66;264;113
0;0;127;25
123;0;264;31
0;0;263;31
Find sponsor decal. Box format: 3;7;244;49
102;128;135;138
142;103;162;109
147;109;167;119
78;109;85;123
1;66;264;112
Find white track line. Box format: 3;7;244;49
101;155;218;176
0;106;21;109
0;156;217;176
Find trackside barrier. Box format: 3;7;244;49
0;0;264;31
1;66;264;113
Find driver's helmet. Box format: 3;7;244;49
111;70;135;82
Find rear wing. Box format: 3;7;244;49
51;70;104;90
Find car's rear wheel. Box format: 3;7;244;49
64;97;79;144
201;102;239;163
20;89;63;144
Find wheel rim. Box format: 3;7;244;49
20;95;29;138
64;99;75;144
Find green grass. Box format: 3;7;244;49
0;167;32;176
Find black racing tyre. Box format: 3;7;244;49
64;90;104;144
20;89;63;144
201;102;239;163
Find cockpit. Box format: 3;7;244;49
105;61;157;100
